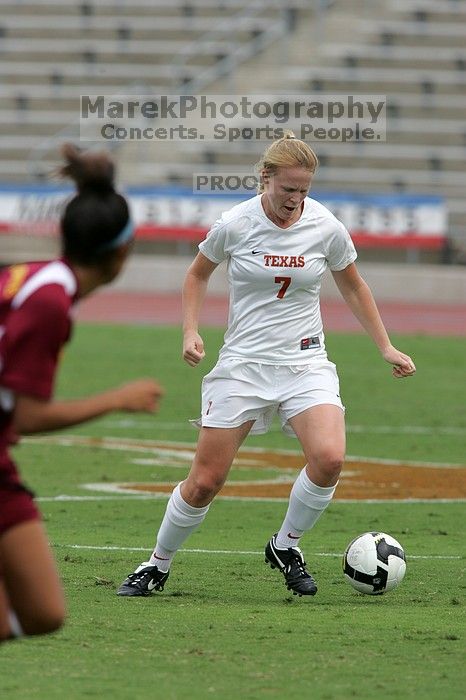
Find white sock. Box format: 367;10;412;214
148;483;210;571
275;468;337;549
8;610;23;638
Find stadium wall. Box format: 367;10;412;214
2;241;464;304
110;254;465;305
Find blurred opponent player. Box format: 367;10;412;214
118;132;416;599
0;144;163;642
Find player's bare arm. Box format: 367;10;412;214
331;263;416;378
13;378;164;434
182;253;218;366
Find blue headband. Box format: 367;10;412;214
96;219;135;254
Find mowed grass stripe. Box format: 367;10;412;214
25;433;465;469
97;418;466;436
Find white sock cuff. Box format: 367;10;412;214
8;610;23;638
292;468;337;511
172;483;210;518
299;468;337;497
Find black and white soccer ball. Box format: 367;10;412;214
343;531;406;595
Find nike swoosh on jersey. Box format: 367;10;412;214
251;250;266;255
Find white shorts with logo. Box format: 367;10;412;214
191;357;344;437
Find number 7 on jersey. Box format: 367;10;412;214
274;276;291;299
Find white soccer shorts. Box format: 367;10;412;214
191;357;344;437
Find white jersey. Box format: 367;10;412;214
199;194;357;364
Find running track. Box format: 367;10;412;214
76;291;466;336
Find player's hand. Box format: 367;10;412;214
114;379;164;412
382;345;416;379
183;331;206;366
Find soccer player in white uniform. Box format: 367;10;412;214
118;132;416;598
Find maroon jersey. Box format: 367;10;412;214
0;259;77;484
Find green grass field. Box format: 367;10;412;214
2;325;465;700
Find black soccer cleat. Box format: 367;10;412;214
117;562;169;597
265;534;317;596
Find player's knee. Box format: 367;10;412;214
315;450;344;481
186;472;224;505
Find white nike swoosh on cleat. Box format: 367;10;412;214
147;580;158;591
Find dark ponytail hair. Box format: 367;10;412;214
60;144;131;265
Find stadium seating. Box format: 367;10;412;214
0;0;302;178
0;0;464;256
178;0;466;255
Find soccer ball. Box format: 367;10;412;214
343;531;406;595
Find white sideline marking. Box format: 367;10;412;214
52;543;463;561
38;495;163;502
37;493;466;504
130;457;278;469
348;425;465;436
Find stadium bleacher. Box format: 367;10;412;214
0;0;297;175
0;0;465;259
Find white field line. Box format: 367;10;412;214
98;418;466;437
37;494;466;504
52;543;463;561
349;425;465;436
23;434;466;469
129;457;293;472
